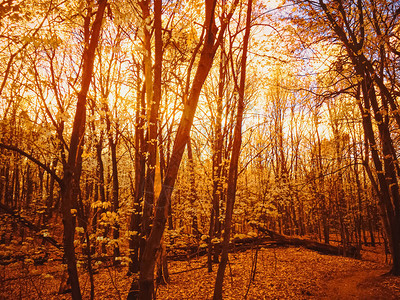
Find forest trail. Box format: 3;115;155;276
324;268;397;299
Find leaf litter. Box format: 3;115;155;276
1;245;400;299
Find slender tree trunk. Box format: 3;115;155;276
353;149;364;249
128;77;146;275
134;0;239;297
208;50;225;271
213;0;252;297
45;159;57;222
127;0;161;294
95;135;106;230
59;2;107;299
25;164;33;209
110;140;120;264
140;0;155;242
187;137;199;235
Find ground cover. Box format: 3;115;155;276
2;244;399;299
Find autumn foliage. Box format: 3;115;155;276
1;0;400;299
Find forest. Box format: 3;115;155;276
1;0;400;299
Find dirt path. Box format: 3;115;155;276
324;268;397;299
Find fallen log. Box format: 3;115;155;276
166;236;277;261
0;251;49;266
0;202;62;250
250;222;360;258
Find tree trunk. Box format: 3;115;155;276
133;0;239;297
187;137;199;236
128;77;146;274
59;2;107;299
140;0;155;242
213;0;252;297
318;0;400;275
45;159;57;222
208;49;225;271
110;140;120;264
253;223;360;257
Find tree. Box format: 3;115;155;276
59;1;107;298
213;0;252;297
291;0;400;274
129;0;240;298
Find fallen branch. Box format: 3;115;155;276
0;202;62;250
0;252;49;266
0;143;62;186
166;236;276;261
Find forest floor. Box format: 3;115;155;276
1;243;400;299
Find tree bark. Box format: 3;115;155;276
140;0;155;241
128;77;146;274
187;137;199;236
133;0;239;298
252;223;360;258
213;0;252;297
208;49;225;271
59;2;107;299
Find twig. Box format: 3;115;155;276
107;265;122;300
28;271;44;300
243;244;259;299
